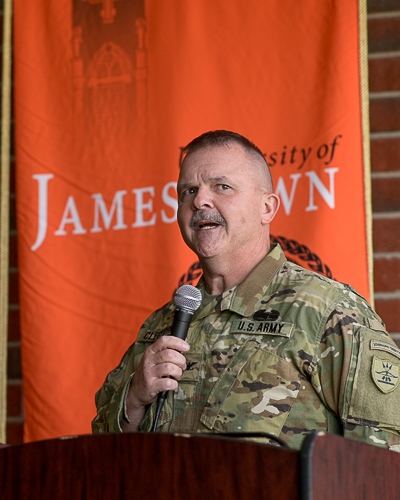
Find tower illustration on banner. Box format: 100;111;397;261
82;0;123;24
72;0;147;165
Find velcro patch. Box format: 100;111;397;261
371;340;400;360
371;356;400;394
137;327;172;342
230;319;294;337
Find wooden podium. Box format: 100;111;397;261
0;432;399;499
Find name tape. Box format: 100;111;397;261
231;319;294;337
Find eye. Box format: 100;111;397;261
180;187;197;198
217;184;230;191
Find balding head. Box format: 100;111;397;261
180;130;274;193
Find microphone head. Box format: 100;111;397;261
174;285;202;312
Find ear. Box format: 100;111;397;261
261;193;280;225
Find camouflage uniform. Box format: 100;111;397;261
92;244;400;451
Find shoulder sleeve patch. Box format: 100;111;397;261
371;356;400;393
343;327;400;431
371;340;400;360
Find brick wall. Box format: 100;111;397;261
3;4;24;444
4;0;400;444
369;1;400;345
7;148;21;444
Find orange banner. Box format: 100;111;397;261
14;0;370;441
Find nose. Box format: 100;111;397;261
192;186;214;210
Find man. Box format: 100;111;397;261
92;130;400;451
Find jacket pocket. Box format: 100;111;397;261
200;339;300;436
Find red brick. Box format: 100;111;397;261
9;157;16;194
8;271;19;305
0;157;16;194
6;422;24;445
368;17;400;53
9;196;16;231
370;97;400;132
7;345;21;380
375;298;400;331
373;218;400;252
369;57;400;92
7;384;22;417
8;309;20;342
374;256;400;291
372;177;400;212
9;233;18;268
371;137;400;172
10;122;14;155
368;0;400;13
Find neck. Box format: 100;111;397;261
200;244;270;295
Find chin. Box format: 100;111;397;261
188;234;227;260
195;245;224;260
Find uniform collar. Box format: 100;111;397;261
195;244;286;320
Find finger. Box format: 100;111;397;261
149;335;190;354
152;362;184;381
151;376;179;395
155;348;187;370
142;345;187;373
129;361;181;402
138;364;182;399
130;373;179;403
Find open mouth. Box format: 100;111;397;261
197;221;220;230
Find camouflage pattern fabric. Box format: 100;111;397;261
92;244;400;451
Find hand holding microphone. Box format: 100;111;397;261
122;285;201;433
151;284;202;431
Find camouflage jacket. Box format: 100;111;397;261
92;244;400;451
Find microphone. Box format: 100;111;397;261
150;284;202;432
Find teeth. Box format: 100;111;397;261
199;223;217;229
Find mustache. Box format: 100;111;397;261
189;210;226;229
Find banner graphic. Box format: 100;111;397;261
14;0;370;441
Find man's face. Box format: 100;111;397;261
177;144;276;264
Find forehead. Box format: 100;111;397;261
179;144;257;182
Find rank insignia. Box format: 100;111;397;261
371;356;400;394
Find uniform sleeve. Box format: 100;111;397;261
91;304;172;434
313;290;400;451
91;343;138;434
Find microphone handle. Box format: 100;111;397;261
157;307;193;400
170;307;194;339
